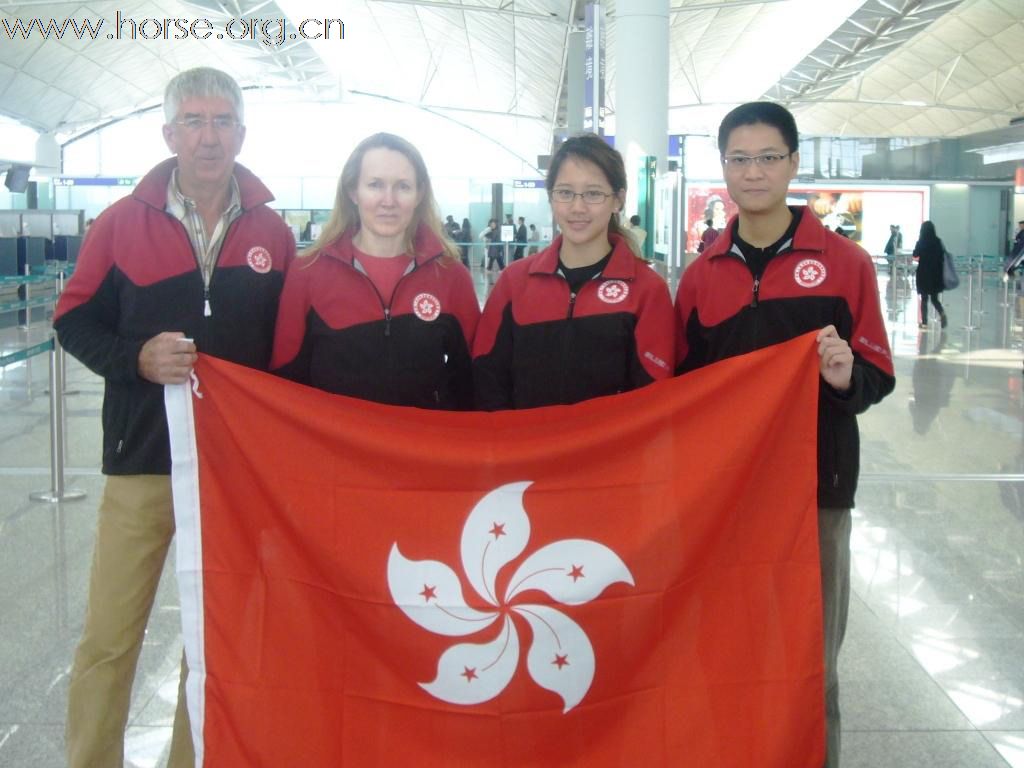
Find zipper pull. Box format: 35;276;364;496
204;288;212;317
567;292;577;319
750;278;760;308
384;308;391;337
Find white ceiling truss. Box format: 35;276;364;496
0;0;1022;160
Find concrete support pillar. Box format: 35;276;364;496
614;0;669;220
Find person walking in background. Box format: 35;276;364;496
54;66;295;768
513;216;527;261
884;223;903;258
1006;220;1024;275
697;217;718;253
459;217;472;267
912;220;948;329
444;214;461;241
483;218;504;272
527;223;540;255
270;132;479;409
627;213;647;252
474;133;674;409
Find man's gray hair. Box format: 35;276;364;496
164;67;244;124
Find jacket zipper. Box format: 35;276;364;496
750;277;760;308
172;212;236;319
560;288;577;403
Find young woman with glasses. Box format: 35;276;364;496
473;133;674;409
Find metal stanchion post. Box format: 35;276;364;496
30;337;86;503
1001;276;1010;349
55;271;77;395
962;264;977;330
503;241;510;268
888;256;898;314
19;265;31;330
975;258;985;318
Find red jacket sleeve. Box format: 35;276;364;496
631;268;675;384
270;256;316;383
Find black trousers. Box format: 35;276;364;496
920;292;944;323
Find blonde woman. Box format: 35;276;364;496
271;133;479;408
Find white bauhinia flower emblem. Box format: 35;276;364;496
794;258;827;288
387;481;634;713
597;279;629;304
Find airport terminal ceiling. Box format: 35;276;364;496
0;0;1022;163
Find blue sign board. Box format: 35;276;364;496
583;3;605;135
52;177;135;187
513;179;545;189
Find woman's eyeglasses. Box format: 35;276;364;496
550;189;614;205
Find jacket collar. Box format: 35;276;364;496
133;157;274;212
528;232;640;280
320;222;446;267
706;206;828;261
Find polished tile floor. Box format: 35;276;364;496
1;263;1023;767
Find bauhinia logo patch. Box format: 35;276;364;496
793;259;827;288
246;246;272;274
413;293;441;321
597;280;629;304
387;481;635;712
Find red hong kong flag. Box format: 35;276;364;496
165;333;825;767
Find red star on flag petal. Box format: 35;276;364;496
419;585;437;602
461;667;478;682
552;654;570;670
489;523;506;538
568;564;585;582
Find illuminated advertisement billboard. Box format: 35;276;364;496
685;184;929;255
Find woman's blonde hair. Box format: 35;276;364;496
302;132;459;262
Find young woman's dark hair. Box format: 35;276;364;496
717;102;799;155
546;133;632;252
919;220;938;242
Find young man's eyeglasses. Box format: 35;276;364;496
721;152;792;169
174;116;241;132
551;189;614;205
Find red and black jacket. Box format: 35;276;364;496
675;208;895;508
270;225;480;409
53;158;296;476
473;233;675;410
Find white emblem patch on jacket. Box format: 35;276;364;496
794;259;827;288
413;293;441;321
246;246;272;274
597;280;629;304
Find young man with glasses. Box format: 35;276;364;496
674;102;895;768
54;67;295;767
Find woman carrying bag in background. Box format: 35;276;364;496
913;220;949;329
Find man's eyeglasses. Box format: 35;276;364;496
551;189;614;205
174;116;241;132
721;152;792;169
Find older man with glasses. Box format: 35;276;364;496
54;67;295;767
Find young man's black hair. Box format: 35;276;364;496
717;101;799;155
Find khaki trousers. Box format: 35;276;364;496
66;475;194;768
819;507;852;768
